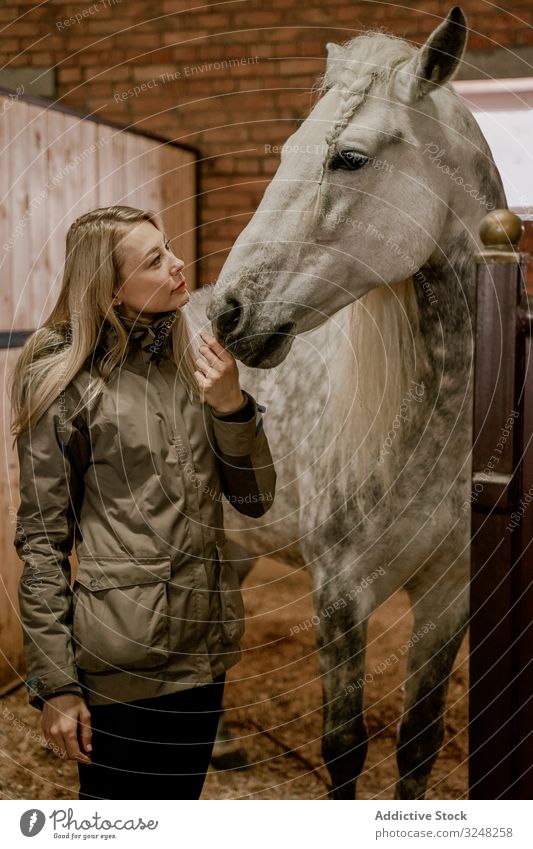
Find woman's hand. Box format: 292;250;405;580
42;693;93;763
194;330;245;414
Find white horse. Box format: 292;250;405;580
187;6;506;798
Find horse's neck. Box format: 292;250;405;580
326;241;478;483
414;232;478;394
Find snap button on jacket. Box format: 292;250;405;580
14;310;277;710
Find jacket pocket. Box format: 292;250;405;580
214;544;246;645
72;557;171;674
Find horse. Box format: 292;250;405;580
185;6;507;799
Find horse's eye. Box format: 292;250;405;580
329;150;369;171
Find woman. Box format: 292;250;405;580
10;205;276;800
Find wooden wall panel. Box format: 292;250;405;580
160;145;197;289
0;350;24;695
96;122;129;209
0;96;13;321
0;92;198;696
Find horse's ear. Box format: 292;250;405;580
325;42;345;74
394;6;467;103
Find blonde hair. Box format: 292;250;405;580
9;204;200;443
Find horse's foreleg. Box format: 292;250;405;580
395;580;468;799
313;574;369;800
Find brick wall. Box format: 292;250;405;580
4;0;533;283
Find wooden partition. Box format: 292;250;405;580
0;88;198;695
469;209;533;798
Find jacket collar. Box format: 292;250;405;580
100;309;178;364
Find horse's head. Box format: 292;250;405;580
208;6;503;367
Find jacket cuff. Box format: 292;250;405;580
210;390;264;456
210;392;255;422
25;666;83;711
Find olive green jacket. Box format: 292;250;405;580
14;309;276;710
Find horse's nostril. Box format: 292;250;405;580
216;297;242;339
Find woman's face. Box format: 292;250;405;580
113;221;189;320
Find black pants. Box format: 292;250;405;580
78;672;225;800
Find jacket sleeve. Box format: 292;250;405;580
13;385;90;710
209;388;276;517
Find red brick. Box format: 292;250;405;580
83;19;135;34
6;0;528;282
86;81;115;96
0;8;18;22
29;50;54;64
206;174;266;190
230;12;284;27
85;65;131;81
4;55;28;66
86;96;115;110
143;47;177;63
76;50;112;70
4;21;37;35
59;66;83;82
116;34;162;50
205;194;249;210
268;28;305;42
231;159;261;174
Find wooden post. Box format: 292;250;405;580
469;209;533;798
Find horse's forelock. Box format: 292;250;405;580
312;32;417;155
314;31;416;96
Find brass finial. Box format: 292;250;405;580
479;209;524;250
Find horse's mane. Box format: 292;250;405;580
327;277;423;510
311;31;416;154
312;30;416;97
